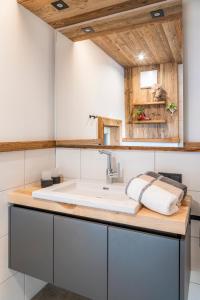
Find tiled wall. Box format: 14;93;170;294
0;149;55;300
56;148;200;300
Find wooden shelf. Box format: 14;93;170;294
133;120;166;124
133;101;166;106
122;137;180;143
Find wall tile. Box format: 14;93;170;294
56;148;81;179
191;237;200;285
113;151;155;183
0;273;24;300
0;236;16;284
0;152;24;192
81;150;107;181
191;220;200;239
188;283;200;300
155;151;200;191
0;191;9;238
25;275;46;300
189;191;200;216
80;150;154;183
25;149;55;184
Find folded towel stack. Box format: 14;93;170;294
126;172;187;215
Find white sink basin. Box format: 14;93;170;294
32;180;140;215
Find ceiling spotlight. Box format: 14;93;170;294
138;53;145;61
51;0;69;10
151;9;164;18
81;27;95;33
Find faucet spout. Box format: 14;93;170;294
98;150;119;184
99;150;112;171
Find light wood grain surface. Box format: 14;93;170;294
60;1;181;42
98;117;122;145
0;141;200;153
18;0;168;30
9;184;191;236
125;63;180;141
0;140;55;152
55;143;200;152
93;17;182;67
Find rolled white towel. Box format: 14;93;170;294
126;177;150;202
126;175;184;215
142;185;184;215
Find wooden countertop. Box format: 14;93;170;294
9;184;191;236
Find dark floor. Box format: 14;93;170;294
32;284;89;300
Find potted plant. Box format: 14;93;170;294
134;107;151;121
166;103;177;115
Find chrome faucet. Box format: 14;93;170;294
99;150;119;184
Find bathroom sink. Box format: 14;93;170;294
32;180;140;214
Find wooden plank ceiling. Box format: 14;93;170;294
18;0;165;28
18;0;182;67
92;18;183;66
59;0;181;41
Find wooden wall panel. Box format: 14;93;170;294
125;63;180;142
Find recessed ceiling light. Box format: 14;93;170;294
138;53;145;61
51;0;69;10
151;9;164;18
81;27;95;33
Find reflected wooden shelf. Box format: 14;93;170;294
122;137;180;143
133;120;166;124
133;101;166;106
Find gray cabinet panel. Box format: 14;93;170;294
108;227;179;300
10;206;53;283
180;224;191;300
54;216;107;300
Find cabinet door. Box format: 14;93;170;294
54;216;107;300
108;227;179;300
180;224;191;300
10;206;53;283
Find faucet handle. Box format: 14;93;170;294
99;150;111;156
108;170;119;178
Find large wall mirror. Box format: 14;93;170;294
53;0;183;147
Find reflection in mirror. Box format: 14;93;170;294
54;0;183;148
104;127;111;145
140;70;158;89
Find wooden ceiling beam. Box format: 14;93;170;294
62;13;182;42
59;1;182;41
49;0;167;29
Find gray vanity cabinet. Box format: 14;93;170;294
108;226;180;300
9;206;189;300
9;206;53;283
54;215;107;300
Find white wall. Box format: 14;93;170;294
0;0;56;299
55;32;125;140
0;0;55;141
183;0;200;141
